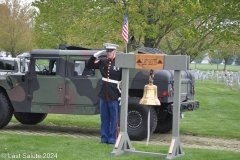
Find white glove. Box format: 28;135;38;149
93;50;105;58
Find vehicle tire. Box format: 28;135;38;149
154;108;173;133
14;112;48;125
127;97;157;141
0;91;13;129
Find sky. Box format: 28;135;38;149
25;0;34;3
18;0;34;5
0;0;33;4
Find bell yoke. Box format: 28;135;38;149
86;43;122;144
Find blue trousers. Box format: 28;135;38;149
100;99;119;144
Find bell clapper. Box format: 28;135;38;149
147;70;153;146
146;107;150;146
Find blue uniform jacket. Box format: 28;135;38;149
86;55;122;101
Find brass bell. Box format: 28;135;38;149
140;70;161;106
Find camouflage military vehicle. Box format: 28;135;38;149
0;45;199;141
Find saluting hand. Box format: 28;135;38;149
94;50;105;58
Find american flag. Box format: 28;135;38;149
122;13;128;44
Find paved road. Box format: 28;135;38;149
1;123;240;152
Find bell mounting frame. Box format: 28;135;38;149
111;53;190;160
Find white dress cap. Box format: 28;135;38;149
103;43;119;50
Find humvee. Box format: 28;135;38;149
0;46;199;141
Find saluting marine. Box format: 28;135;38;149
86;43;122;144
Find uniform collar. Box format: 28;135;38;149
108;58;115;62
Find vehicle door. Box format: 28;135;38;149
29;57;66;105
67;56;101;106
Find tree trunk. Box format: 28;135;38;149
223;58;229;71
144;37;155;48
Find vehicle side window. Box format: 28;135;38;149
74;60;95;77
0;60;15;70
35;59;57;76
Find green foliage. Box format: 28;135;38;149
0;0;34;56
33;0;122;49
32;0;239;63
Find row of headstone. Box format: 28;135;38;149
238;77;240;91
191;69;240;91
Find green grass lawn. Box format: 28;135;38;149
3;72;240;159
1;133;240;160
190;63;240;72
181;80;240;139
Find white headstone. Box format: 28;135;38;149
215;74;218;82
238;77;240;91
229;80;233;89
221;74;225;82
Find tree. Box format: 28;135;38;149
161;0;240;61
0;0;34;56
214;42;240;71
32;0;240;60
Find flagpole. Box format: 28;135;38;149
122;12;128;54
125;43;127;54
